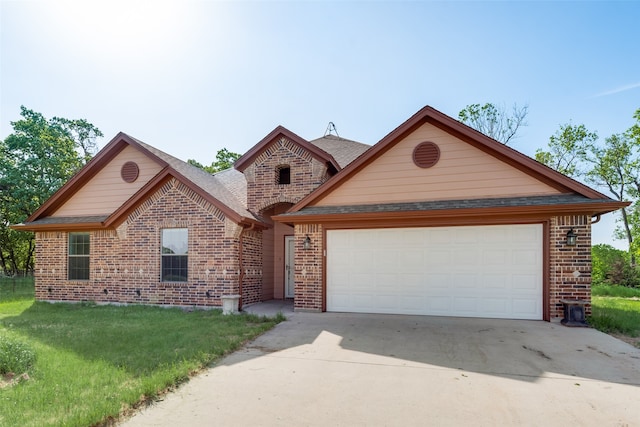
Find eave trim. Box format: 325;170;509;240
274;201;628;224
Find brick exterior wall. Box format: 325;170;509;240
549;215;592;319
244;137;330;213
293;223;324;312
240;229;263;306
34;178;256;308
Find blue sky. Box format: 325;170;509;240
1;1;639;248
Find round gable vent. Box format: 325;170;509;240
413;142;440;168
121;161;140;183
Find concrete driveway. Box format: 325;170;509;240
122;312;640;426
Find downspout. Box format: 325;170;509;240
590;214;601;224
237;223;256;311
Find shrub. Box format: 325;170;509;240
607;259;640;287
592;244;640;287
0;334;36;375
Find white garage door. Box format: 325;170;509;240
326;224;542;320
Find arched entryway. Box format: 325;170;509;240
260;203;294;300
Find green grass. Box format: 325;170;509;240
0;280;283;426
592;284;640;298
589;296;640;339
589;285;640;342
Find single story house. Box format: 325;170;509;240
14;106;627;321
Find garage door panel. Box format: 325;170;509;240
452;273;478;288
484;250;508;265
427;273;451;288
513;226;540;241
352;295;375;311
353;252;375;270
481;298;509;316
481;275;508;289
427;250;451;265
375;252;398;269
512;274;539;290
453;297;478;313
483;228;509;243
428;228;450;243
455;228;481;243
399;274;424;291
512;298;540;316
456;249;480;267
327;224;543;320
512;250;538;266
376;274;399;291
428;296;452;311
398;295;425;310
401;252;425;270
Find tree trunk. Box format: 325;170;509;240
620;207;635;265
25;237;35;274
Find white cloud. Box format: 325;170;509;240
591;82;640;98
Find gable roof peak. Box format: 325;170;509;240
234;125;341;172
287;104;615;212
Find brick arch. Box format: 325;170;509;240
256;198;298;215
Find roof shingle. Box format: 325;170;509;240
308;135;370;168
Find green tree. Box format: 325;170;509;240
0;106;102;274
188;148;241;174
536;109;640;263
535;123;598;177
584;133;638;261
53;117;102;163
591;244;631;286
458;102;528;144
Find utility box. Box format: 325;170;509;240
560;299;589;327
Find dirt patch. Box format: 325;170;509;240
0;372;30;389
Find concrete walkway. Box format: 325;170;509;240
242;299;294;317
121;313;640;426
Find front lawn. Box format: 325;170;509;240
589;285;640;348
0;279;283;426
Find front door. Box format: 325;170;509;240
285;236;295;298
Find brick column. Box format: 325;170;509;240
549;215;592;319
294;223;323;312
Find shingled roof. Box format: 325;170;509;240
308;135;370;168
129;136;255;221
14;128;372;231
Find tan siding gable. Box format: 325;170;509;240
53;145;164;217
314;123;561;207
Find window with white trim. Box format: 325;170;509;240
161;228;188;282
68;232;90;280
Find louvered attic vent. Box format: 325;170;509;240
121;161;140;183
412;142;440;168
